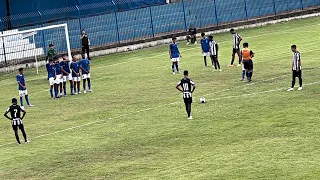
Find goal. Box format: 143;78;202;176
0;23;72;74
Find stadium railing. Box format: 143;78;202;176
0;0;320;66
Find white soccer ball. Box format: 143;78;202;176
200;97;206;103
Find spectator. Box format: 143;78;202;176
186;25;197;45
81;29;91;60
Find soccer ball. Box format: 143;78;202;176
199;97;206;103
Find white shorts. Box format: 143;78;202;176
73;77;81;82
19;89;28;97
82;73;91;80
63;74;73;82
49;77;55;86
171;58;180;62
55;74;63;84
203;52;210;56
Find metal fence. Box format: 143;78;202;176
0;0;320;64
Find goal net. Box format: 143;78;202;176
0;23;72;75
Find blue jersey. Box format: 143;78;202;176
170;43;180;58
46;63;55;78
70;61;80;77
60;61;70;75
201;38;210;52
79;59;90;74
16;74;26;90
54;63;62;75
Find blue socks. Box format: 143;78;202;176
204;57;207;67
64;86;67;95
25;95;30;105
70;84;73;94
54;86;58;97
175;63;179;72
20;96;30;106
20;97;24;107
50;87;54;98
172;63;179;72
88;82;91;90
242;70;245;80
246;71;252;81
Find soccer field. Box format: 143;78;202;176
1;16;320;179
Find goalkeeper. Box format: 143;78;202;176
45;44;57;63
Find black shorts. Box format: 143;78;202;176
210;55;218;61
12;124;24;131
184;97;193;104
243;60;253;70
233;47;240;54
292;70;302;78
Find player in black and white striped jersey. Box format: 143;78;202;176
208;35;221;72
4;98;29;145
288;45;303;91
176;70;196;120
229;29;242;67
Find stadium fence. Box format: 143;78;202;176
0;0;320;66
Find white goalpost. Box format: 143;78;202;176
0;23;72;74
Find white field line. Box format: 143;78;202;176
94;44;320;83
1;20;319;85
0;42;318;106
0;81;319;147
0;50;318;105
207;81;320;102
92;35;320;83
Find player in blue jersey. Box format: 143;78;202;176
169;37;181;74
79;53;92;93
53;58;63;98
60;54;74;96
16;68;33;109
46;59;56;99
70;55;81;94
200;33;210;67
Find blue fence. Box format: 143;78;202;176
0;0;166;25
1;0;320;63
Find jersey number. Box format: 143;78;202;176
183;83;189;91
14;109;18;118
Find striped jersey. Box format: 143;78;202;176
232;33;241;48
6;105;24;125
209;40;218;56
177;78;195;99
292;51;301;71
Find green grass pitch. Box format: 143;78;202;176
1;16;320;179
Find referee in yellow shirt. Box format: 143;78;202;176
241;42;255;83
